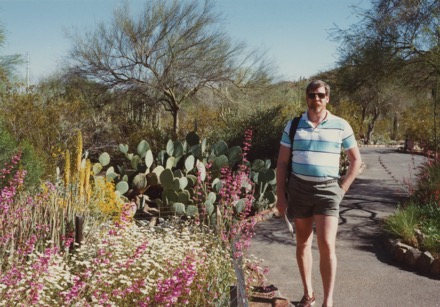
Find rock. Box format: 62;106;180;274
431;258;440;275
414;228;426;245
384;238;399;255
405;248;422;266
416;251;434;273
395;242;412;250
394;242;411;263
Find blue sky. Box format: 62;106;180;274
0;0;369;83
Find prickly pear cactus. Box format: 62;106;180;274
92;131;278;221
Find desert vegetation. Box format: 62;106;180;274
1;0;440;305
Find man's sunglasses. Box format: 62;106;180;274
307;93;326;99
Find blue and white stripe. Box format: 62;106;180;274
280;111;357;182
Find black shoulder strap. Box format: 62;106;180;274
289;116;301;144
287;116;301;175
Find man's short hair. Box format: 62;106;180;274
306;80;330;97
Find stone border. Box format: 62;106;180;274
382;237;440;277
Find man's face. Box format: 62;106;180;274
306;86;329;114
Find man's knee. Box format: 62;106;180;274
317;239;336;256
296;239;313;250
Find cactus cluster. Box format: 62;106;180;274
250;159;277;212
92;130;277;221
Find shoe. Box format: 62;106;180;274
297;293;315;306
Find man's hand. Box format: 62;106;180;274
340;146;362;194
276;197;288;217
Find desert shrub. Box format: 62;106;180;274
329;99;364;140
400;99;435;151
383;156;440;257
0;124;44;187
0;82;95;177
179;103;227;140
383;202;420;246
411;158;440;205
217;105;290;164
384;201;440;256
416;203;440;254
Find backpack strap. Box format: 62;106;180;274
289;116;301;145
287;116;301;175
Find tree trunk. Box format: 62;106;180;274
392;111;399;140
366;124;374;144
365;108;380;144
172;109;179;134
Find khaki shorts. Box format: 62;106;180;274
287;174;344;219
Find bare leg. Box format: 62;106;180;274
294;217;314;297
314;215;338;307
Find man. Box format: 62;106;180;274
276;80;362;307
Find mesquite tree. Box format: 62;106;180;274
67;0;270;134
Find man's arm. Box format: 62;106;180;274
276;144;291;216
339;146;362;193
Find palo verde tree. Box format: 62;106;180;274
67;0;270;134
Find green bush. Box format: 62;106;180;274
0;124;44;187
383;157;440;257
217;105;289;165
384;201;440;256
383;202;419;247
417;204;440;254
411;158;440;205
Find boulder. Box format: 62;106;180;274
405;248;422;266
416;251;434;274
394;242;411;263
431;258;440;275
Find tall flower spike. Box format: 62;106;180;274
64;150;71;189
78;162;85;205
75;130;83;174
84;159;91;202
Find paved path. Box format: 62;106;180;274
249;147;440;307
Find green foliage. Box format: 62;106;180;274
329;99;364;140
417;204;440;254
0;124;44;187
383;202;420;246
251;159;276;212
384;201;440;256
400;99;436;151
384;158;440;256
0;77;102;178
339;150;349;176
216;105;292;164
411;158;440;204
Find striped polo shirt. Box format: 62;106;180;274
280;111;357;182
